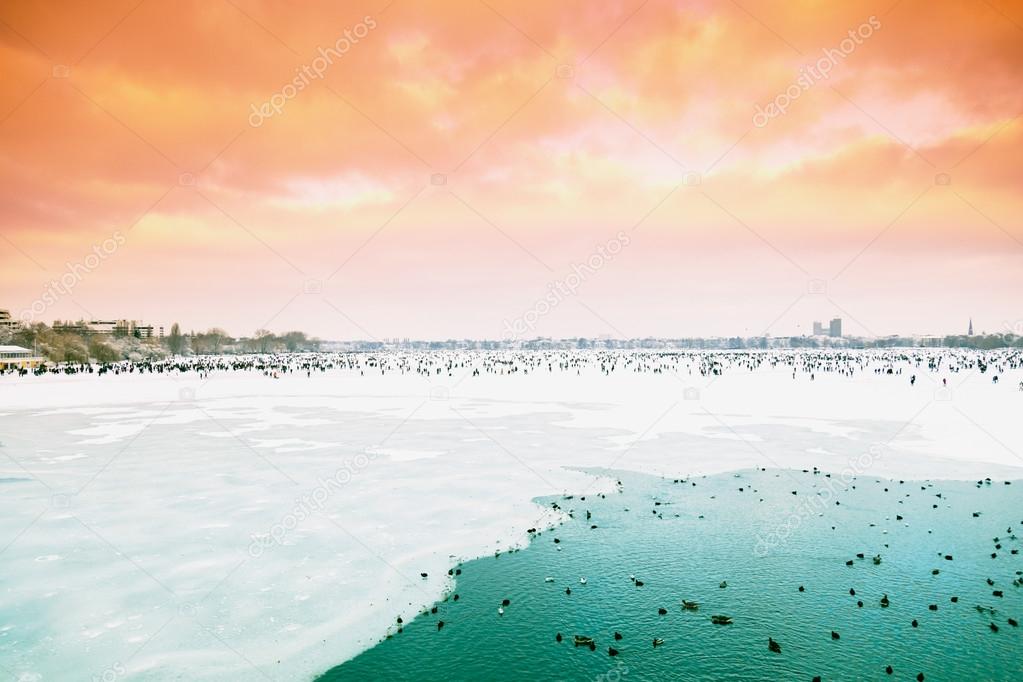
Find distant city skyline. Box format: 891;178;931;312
1;306;1006;344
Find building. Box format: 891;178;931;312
968;318;973;336
829;318;842;338
812;321;825;336
0;308;20;331
0;345;45;369
53;319;158;338
53;320;93;335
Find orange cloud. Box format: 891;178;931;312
1;0;1020;338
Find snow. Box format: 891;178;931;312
0;350;1020;680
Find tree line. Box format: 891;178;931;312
1;322;320;363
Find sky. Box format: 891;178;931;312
1;0;1021;340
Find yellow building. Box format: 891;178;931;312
0;345;45;369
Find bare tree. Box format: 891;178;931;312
281;331;307;352
206;328;229;354
254;329;275;353
167;323;185;355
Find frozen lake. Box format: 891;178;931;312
1;350;1021;680
324;467;1023;681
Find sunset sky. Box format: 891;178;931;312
1;0;1020;339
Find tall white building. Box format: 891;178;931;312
53;319;157;338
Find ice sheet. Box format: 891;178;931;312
0;350;1021;680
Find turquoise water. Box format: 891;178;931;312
319;468;1022;681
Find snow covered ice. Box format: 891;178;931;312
1;349;1021;680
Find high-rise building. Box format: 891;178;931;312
0;309;19;330
829;318;842;338
812;321;824;336
52;319;158;338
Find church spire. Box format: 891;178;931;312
968;318;973;336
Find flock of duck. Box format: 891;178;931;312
363;468;1021;681
11;348;1023;386
13;347;1021;678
